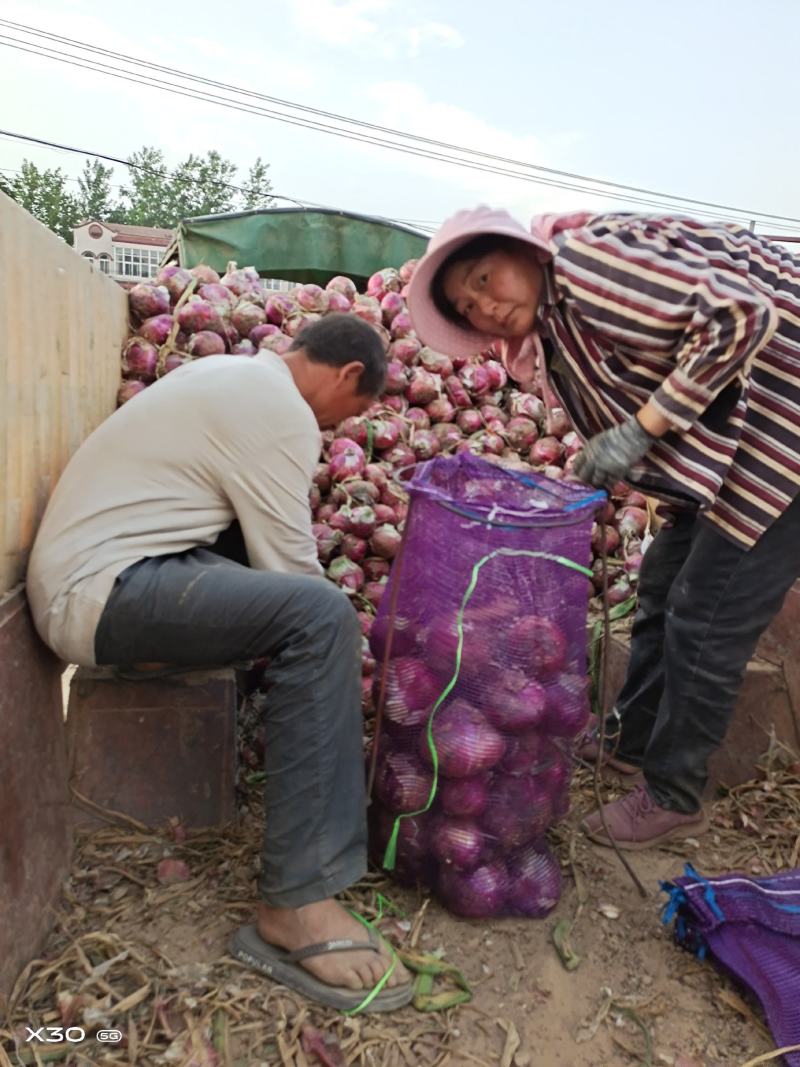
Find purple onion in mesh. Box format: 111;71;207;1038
374;749;433;813
546;673;590;738
418;700;506;779
438;860;508;917
505;845;562;917
440;777;489;817
430;817;486;870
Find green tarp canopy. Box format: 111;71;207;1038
166;207;429;287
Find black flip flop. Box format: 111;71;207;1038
228;924;414;1013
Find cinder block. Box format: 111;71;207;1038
0;587;72;1006
601;633;800;791
67;668;238;829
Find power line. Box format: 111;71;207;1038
3;16;800;228
2;29;800;233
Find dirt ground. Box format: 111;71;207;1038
4;751;796;1067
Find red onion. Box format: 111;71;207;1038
374;749;433;813
364;578;387;609
482;776;551;846
419;700;506;778
190;264;220;285
381;480;407;510
382;657;441;730
138;313;174;346
405;368;439;406
187;331;226;357
625;490;649;508
440;777;489;818
154;265;193;303
624;551;644;582
444;374;471;409
405;407;431;430
390;310;414;339
313;524;343;563
352;294;382;326
456;409;483;434
371;809;430;884
591;523;621;554
265;293;296;325
317;503;336;524
341;533;368;564
479;403;507;425
500;732;547;776
284;311;323;338
367;268;401;298
117;378;148;404
382;444;416;469
529;436;564;466
370;523;402;559
562;430;583;458
327;290;352;313
177;298;226;337
438;861;507;917
369;612;417;660
483;359;508;391
399;258;418;283
548;407;571;437
484;678;548;733
220;262;262;297
335;416;370;447
459;364;492;399
382;394;408;414
370;419;400;451
546;673;590;738
384;361;409;395
418;348;454;377
129;282;170;320
364;462;389;491
296;283;329;313
506;616;567;677
232;339;257;355
162;352;189;375
122;338;159;381
225;323;240;349
506;846;562;917
411;430;440;461
258;332;293;355
327;556;364;594
250;323;280;346
327;509;351;533
380;291;405;325
309;484;321;511
199;283;237;316
356;611;373;636
326;275;357;301
389;337;421;366
432;423;463;451
608;575;634;606
509;391;546;423
616;505;648;540
364;557;391;581
232;301;266;337
313;462;332;495
427;397;456;423
505;416;539;451
329;441;366;481
431;817;485;870
348;505;377;538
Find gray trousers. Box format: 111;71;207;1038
94;545;367;908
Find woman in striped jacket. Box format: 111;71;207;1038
406;205;800;850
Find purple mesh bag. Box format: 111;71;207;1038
663;864;800;1066
368;453;602;919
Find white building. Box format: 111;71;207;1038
72;220;173;285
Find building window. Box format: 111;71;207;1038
82;251;95;259
113;246;163;280
264;278;293;292
97;254;111;275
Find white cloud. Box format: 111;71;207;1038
286;0;464;58
361;81;604;222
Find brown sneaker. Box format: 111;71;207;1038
575;738;641;776
582;783;709;851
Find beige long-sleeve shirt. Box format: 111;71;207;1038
26;352;323;666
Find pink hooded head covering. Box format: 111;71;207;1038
406;204;593;388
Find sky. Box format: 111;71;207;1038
1;0;800;241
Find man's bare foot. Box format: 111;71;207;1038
257;899;410;992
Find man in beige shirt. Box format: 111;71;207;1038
27;315;412;1013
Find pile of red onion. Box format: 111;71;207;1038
120;257;647;710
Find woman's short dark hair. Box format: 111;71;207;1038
431;234;522;327
289;314;386;396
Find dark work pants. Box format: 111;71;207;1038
612;494;800;813
94;546;366;907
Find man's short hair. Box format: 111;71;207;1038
289;314;386;396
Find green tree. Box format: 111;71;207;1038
118;146;171;227
77;157;116;220
5;161;80;243
241;157;274;209
172;149;239;219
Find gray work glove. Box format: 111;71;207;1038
573;417;655;489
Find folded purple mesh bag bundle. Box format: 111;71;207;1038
662;864;800;1065
368;453;603;919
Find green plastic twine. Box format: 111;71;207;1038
382;547;594;871
342;909;399;1016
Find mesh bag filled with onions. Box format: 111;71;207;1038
368;453;603;919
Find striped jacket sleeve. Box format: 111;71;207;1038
552;220;780;432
